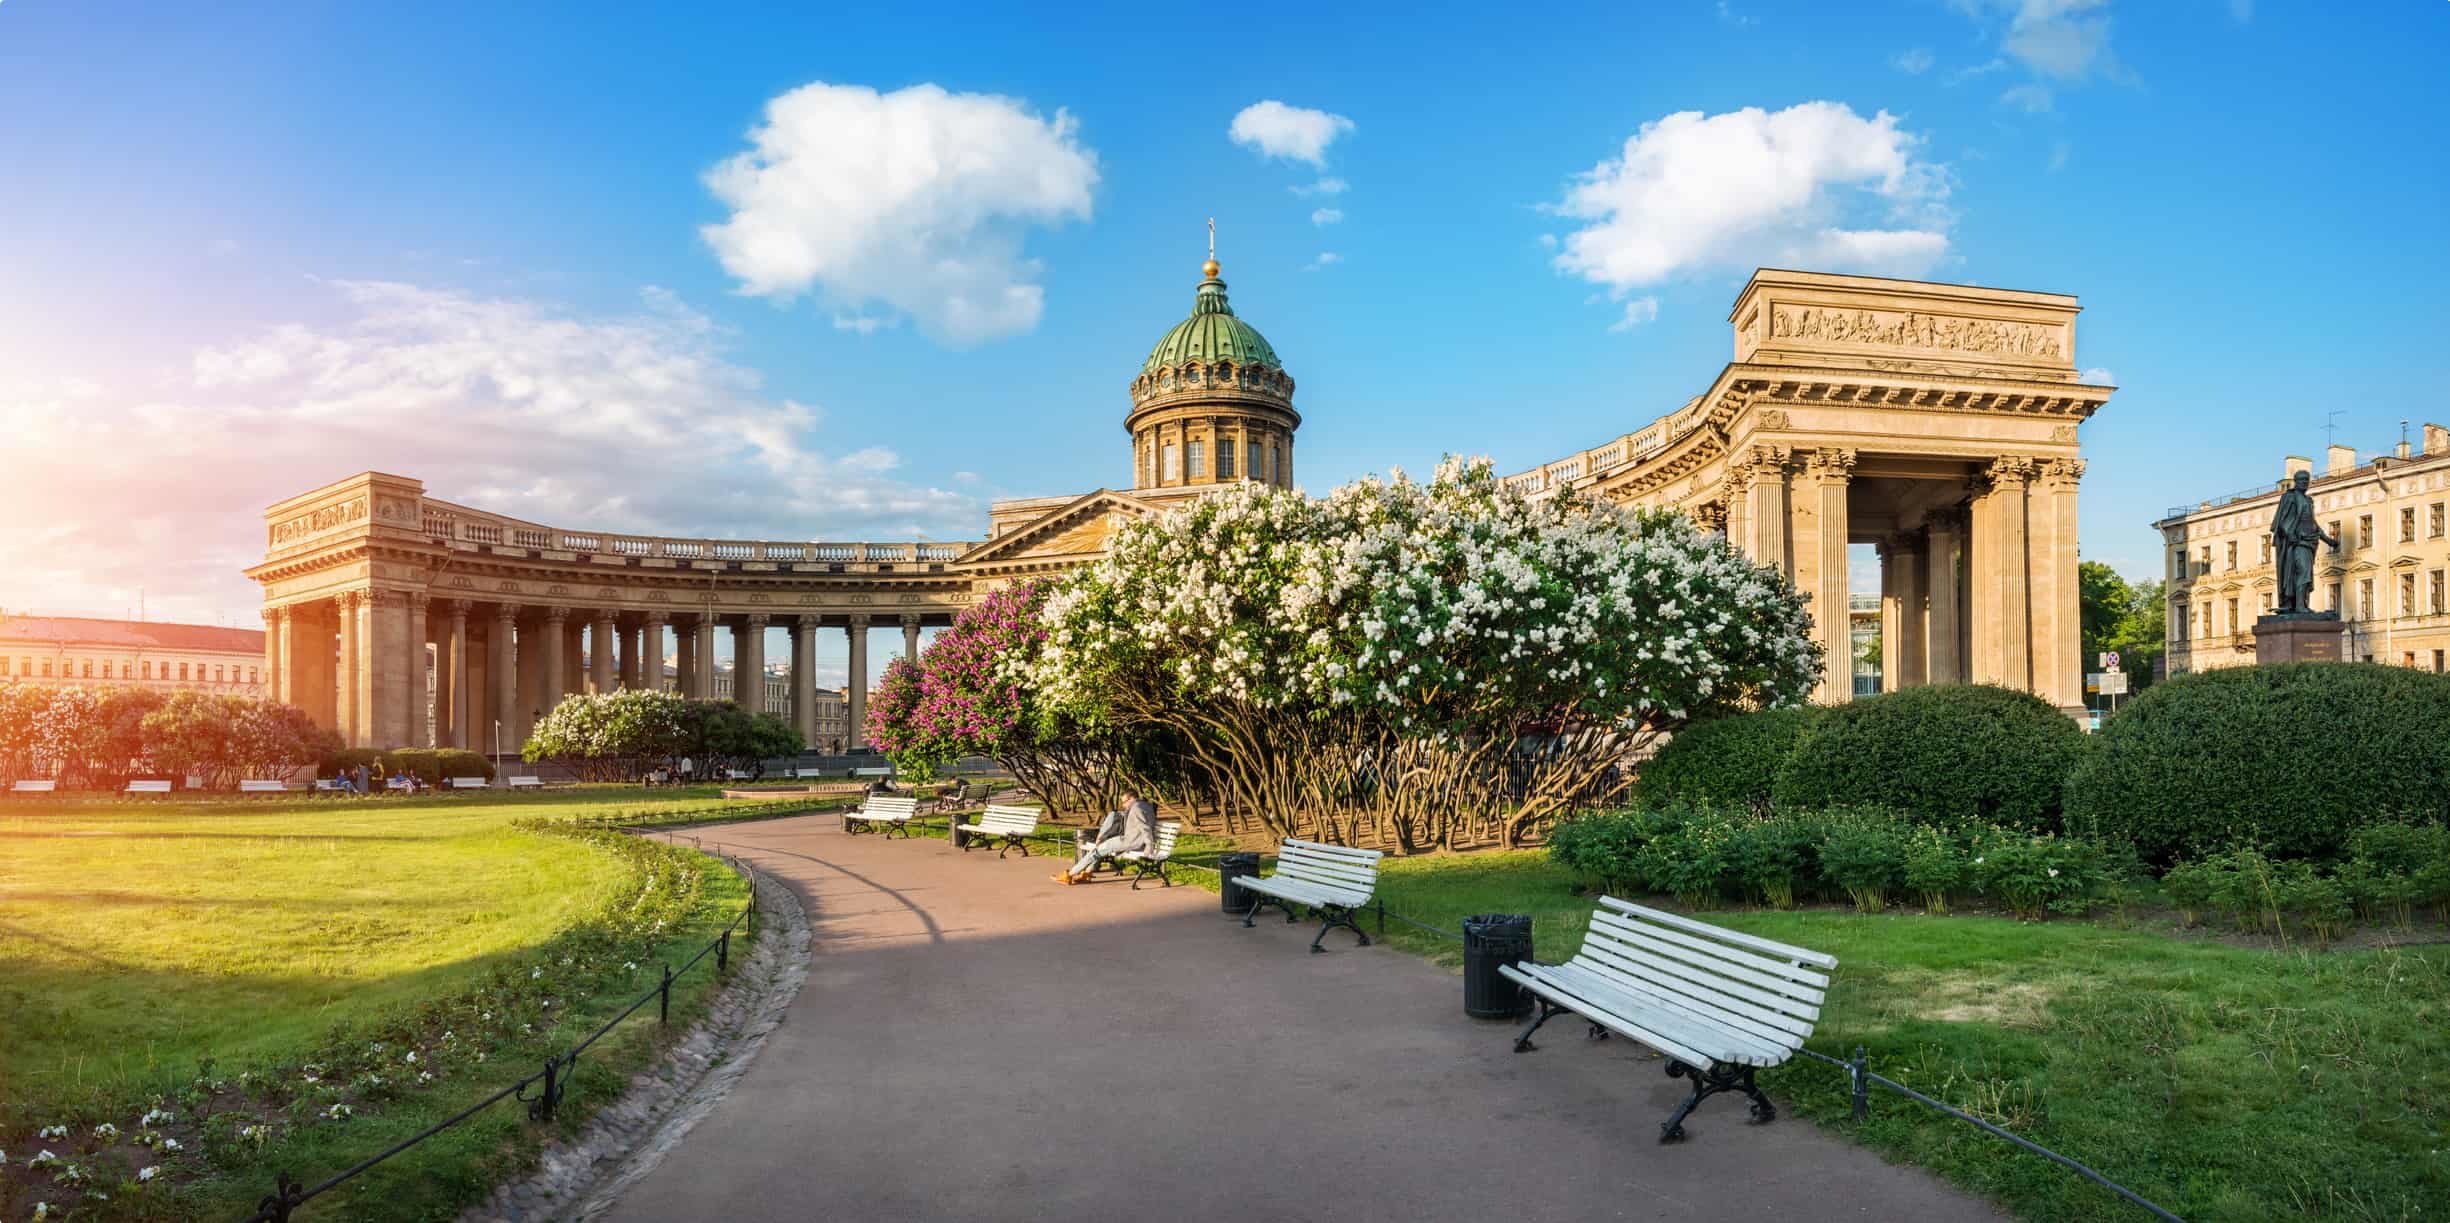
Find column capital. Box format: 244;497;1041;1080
1928;504;1970;533
640;607;668;622
1984;455;2037;488
795;612;821;629
2038;457;2087;488
493;602;520;623
847;613;872;629
403;591;429;612
542;605;570;624
1805;447;1858;480
336;590;364;610
593;609;619;626
742;612;771;628
446;598;471;619
899;612;922;629
261;606;284;625
1743;443;1794;477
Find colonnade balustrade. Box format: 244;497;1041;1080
261;599;937;755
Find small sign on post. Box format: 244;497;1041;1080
2100;651;2122;672
2097;671;2129;696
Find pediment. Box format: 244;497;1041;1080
958;489;1163;567
2388;553;2425;569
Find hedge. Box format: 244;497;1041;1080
1637;706;1823;810
2065;663;2450;862
317;747;496;782
1770;684;2086;833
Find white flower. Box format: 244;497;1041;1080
418;1071;435;1084
138;1166;161;1182
403;1051;418;1064
36;1126;65;1141
325;1103;352;1121
2047;868;2060;878
140;1108;173;1127
33;1203;52;1220
531;967;542;980
161;1137;182;1152
90;1123;118;1140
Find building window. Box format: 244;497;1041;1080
2225;598;2238;635
2402;507;2418;543
41;659;53;677
2327;581;2342;614
249;667;258;684
2328;520;2342;550
1248;441;1262;482
2403;572;2419;617
2436;649;2445;673
2432;569;2445;615
1269;444;1281;484
141;661;152;679
1139;443;1152;488
1186;440;1206;479
179;662;189;681
2405;652;2418;668
2201;604;2213;638
1217;439;1236;479
2259;593;2272;615
0;657;8;676
2198;545;2210;571
2359;577;2375;619
82;660;92;678
2433;502;2446;538
1162;443;1179;482
2258;536;2272;566
2225;541;2237;571
2175;603;2189;641
2358;514;2373;549
2172;547;2186;579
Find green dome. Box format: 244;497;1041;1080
1142;271;1281;374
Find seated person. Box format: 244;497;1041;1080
1053;791;1156;885
937;777;969;809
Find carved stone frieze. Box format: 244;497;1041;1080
1770;306;2064;360
270;496;368;547
1756;408;1790;430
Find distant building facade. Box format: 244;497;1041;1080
2158;428;2450;674
0;614;267;696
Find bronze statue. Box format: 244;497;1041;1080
2271;470;2340;616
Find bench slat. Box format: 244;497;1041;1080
1588;908;1831;995
1505;962;1784;1068
1571;933;1821;1046
1280;838;1383;863
1598;897;1838;970
1587;908;1830;1001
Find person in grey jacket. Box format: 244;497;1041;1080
1054;792;1157;885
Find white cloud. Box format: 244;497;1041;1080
1547;102;1954;314
1310;208;1344;227
0;282;982;623
1715;1;1758;27
1945;57;2009;85
1305;252;1343;271
1290;177;1349;197
1228;100;1354;167
831;314;888;335
1892;48;1935;74
1609;296;1662;331
699;81;1099;348
2081;366;2115;385
1952;0;2119;84
2002;83;2055;113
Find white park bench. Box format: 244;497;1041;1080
448;776;490;790
1116;821;1182;890
723;768;755;781
1501;897;1837;1143
956;804;1040;858
506;776;543;789
852;766;893;779
11;779;58;796
314;778;350;793
123;780;172;797
385;776;412;792
842;794;918;838
1237;838;1385;952
240;779;289;797
792;767;826;779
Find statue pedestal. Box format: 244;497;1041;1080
2253;614;2345;665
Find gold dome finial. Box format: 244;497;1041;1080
1203;216;1220;279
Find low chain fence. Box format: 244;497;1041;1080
238;830;765;1222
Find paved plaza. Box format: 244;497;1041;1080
608;814;1995;1222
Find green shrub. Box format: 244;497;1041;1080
2160;859;2217;927
1902;825;1969;915
2065;663;2450;863
1633;807;1738;908
1968;828;2105;920
1771;685;2086;833
2205;848;2279;932
1639;707;1824;811
1816;813;1908;913
1728;812;1819;909
2272;863;2353;946
318;747;383;778
1548;808;1651;893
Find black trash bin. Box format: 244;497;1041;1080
1461;913;1534;1020
1218;851;1262;914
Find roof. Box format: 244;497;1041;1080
1142;266;1282;374
0;615;264;654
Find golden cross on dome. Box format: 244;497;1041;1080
1207;216;1215;260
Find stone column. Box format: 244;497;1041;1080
846;614;870;749
336;591;363;746
1792;448;1854;704
792;614;819;746
1878;539;1903;694
1926;509;1966;684
673;618;696;696
591;613;617;695
403;593;430;748
738;614;769;713
618;621;641;690
492;604;520;755
2030;459;2086;714
690;614;716;700
262;607;285;706
444;601;470;748
1968;470;2003;685
1742;445;1792;573
1891;532;1928;689
902;613;922;664
536;607;568;726
1991;458;2034;691
1721;467;1751;550
641;613;668;692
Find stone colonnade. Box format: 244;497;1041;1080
1723;445;2086;710
261;601;935;753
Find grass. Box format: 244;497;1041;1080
0;787;819;1220
1350;849;2450;1223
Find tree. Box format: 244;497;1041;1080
1022;457;1820;848
0;683;46;784
671;700;801;780
523;689;689;781
141;691;244;788
2079;560;2166;696
91;687;167;787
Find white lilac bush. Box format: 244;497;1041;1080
1021;457;1819;847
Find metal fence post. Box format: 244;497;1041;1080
718;928;730;973
1849;1045;1870;1121
659;964;673;1025
527;1055;563;1122
256;1173;304;1222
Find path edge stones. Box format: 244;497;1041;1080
457;853;812;1223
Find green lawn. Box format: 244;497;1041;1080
1354;850;2450;1223
0;787;815;1220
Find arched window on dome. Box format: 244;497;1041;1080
1248;440;1262;484
1217;437;1235;479
1186;440;1205;480
1163;442;1179;484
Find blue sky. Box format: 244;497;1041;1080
3;0;2446;650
